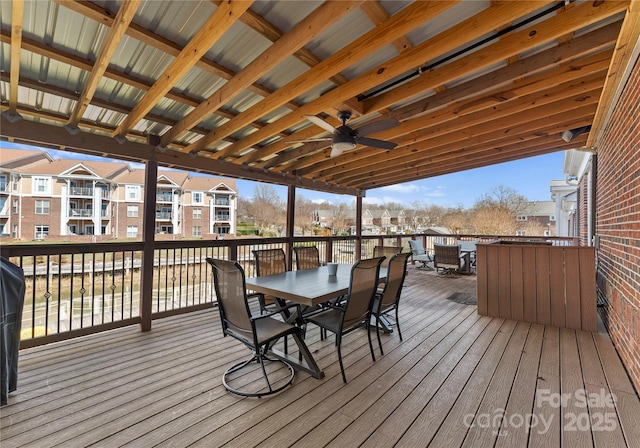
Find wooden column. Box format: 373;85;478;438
286;184;295;270
140;159;158;332
355;195;363;260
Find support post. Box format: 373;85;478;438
286;185;296;270
140;159;158;332
356;196;363;260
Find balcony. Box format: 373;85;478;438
215;198;230;206
214;214;230;221
156;211;172;220
69;187;94;197
2;267;637;446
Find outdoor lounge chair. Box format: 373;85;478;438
371;252;410;356
304;256;385;383
433;244;471;276
408;239;434;270
206;258;302;398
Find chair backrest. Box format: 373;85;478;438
206;258;253;336
342;256;385;328
293;246;320;270
252;248;287;276
408;239;426;256
434;244;462;269
373;245;402;268
379;252;411;309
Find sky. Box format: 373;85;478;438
1;141;566;209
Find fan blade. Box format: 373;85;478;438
287;137;332;143
330;146;345;158
358;137;397;150
354;118;400;136
305;115;336;133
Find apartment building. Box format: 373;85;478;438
0;148;237;241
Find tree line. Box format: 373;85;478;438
237;184;546;237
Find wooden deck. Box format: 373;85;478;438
2;267;639;447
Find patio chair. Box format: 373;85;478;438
371;252;410;356
304;256;385;383
293;246;320;270
408;239;434;270
433;244;471;276
373;245;402;268
206;258;302;398
252;248;287;314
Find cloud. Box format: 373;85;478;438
363;196;384;205
380;183;421;194
311;198;330;204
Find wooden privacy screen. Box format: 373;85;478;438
476;243;597;332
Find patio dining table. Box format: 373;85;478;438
245;264;387;379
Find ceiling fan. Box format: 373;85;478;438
291;111;400;157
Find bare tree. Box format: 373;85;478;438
249;184;285;235
470;185;529;235
331;202;352;235
294;196;316;235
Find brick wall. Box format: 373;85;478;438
594;58;640;393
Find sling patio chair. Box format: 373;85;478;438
371;252;410;356
292;245;321;270
373;245;402;269
206;258;303;398
433;243;471;276
408;239;434;270
304;256;385;383
252;248;287;314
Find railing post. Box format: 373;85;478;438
140;159;158;332
286;185;295;270
355;195;363;260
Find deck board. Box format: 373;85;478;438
1;267;638;448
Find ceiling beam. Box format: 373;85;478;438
209;1;572;163
67;0;141;129
159;1;363;148
0;117;360;196
588;0;640;148
185;1;462;156
113;1;253;140
362;0;629;114
6;0;24;117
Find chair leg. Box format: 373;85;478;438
366;317;376;362
395;308;402;341
375;314;384;356
337;335;347;383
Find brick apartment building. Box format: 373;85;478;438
0;148;237;241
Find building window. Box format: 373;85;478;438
126;185;140;201
516;230;526;236
11;175;18;191
544;229;551;237
549;215;556;221
193;208;202;219
35;225;49;239
192;192;203;205
0;175;6;192
215;225;230;234
12;200;18;214
35;200;50;214
12;225;17;239
127;226;138;238
33;177;52;194
127;205;139;217
516;215;528;222
192;226;202;237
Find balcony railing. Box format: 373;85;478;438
69;209;93;217
214;214;230;221
156;193;173;202
214;199;229;206
69;187;94;196
2;233;576;349
156;211;172;220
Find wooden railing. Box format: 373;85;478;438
1;234;577;348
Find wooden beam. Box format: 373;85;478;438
588;0;640;148
360;1;412;54
7;0;24;117
185;1;462;156
203;1;561;162
363;0;630;113
160;1;363;148
113;1;253;139
0;117;360;196
67;0;141;128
